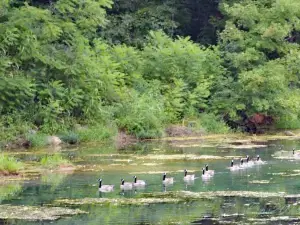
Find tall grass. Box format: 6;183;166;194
0;155;23;175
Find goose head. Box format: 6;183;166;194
121;178;125;185
98;178;102;188
202;168;205;175
240;158;244;165
184;169;188;177
163;172;167;181
257;155;260;161
231;160;234;167
133;176;137;183
205;164;209;171
246;155;249;162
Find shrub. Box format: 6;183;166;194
0;114;32;147
276;115;300;129
77;124;116;142
0;155;23;175
59;131;79;144
115;89;166;138
194;113;231;134
26;133;48;148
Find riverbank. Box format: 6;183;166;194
1;128;300;179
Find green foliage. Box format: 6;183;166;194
276;116;300;130
0;113;32;146
59;131;79;145
76;125;116;142
195;113;231;134
40;154;71;169
26;133;48;148
0;155;23;174
114;89;165;138
2;0;300;143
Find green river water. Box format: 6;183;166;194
1;138;300;224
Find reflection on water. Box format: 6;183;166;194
0;182;22;203
2;139;300;224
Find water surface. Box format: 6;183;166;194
2;138;300;224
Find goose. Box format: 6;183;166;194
132;176;146;187
120;179;133;190
98;178;114;192
292;148;300;158
162;172;174;185
239;158;246;168
183;169;195;181
245;155;254;167
205;164;215;176
229;159;240;171
254;155;265;165
201;168;211;179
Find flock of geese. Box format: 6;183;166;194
98;154;265;192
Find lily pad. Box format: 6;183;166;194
0;205;86;221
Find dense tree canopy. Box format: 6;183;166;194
1;0;300;143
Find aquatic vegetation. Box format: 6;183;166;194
249;180;270;184
0;155;23;175
40;154;73;170
134;154;241;161
218;144;268;149
0;205;86;221
55;197;181;206
141;191;300;200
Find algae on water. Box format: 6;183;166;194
55;197;181;206
0;205;87;221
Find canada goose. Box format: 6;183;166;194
254;155;265;165
229;159;240;171
133;176;146;187
201;168;211;179
98;178;114;192
183;169;195;181
245;155;254;167
120;179;133;190
162;172;174;185
205;164;215;176
292;148;300;157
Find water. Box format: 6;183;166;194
2;138;300;224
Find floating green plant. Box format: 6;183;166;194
0;205;86;221
55;197;181;206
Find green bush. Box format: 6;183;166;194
276;115;300;129
77;124;116;142
115;89;165;138
195;113;231;134
0;114;32;147
26;133;48;148
0;155;23;174
40;154;71;169
59;131;79;144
